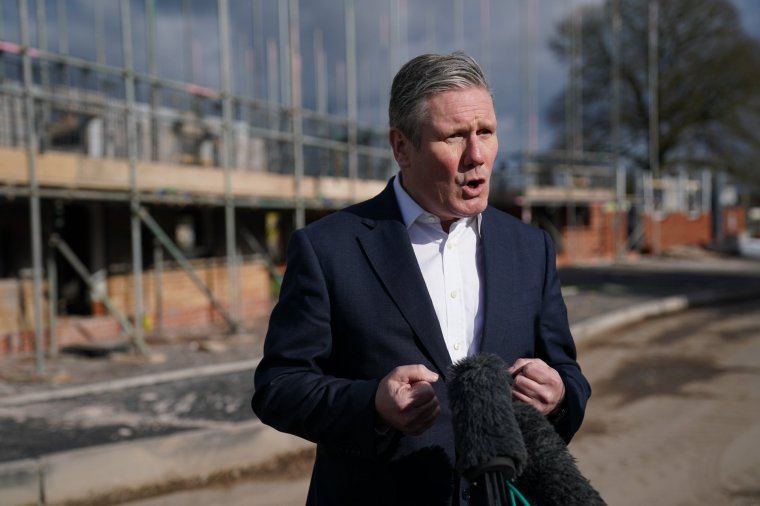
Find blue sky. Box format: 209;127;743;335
0;0;758;156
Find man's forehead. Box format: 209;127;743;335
424;88;496;123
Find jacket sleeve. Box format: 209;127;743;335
251;229;383;459
537;230;591;443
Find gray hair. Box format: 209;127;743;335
389;52;492;148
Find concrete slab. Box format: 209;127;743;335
0;458;40;506
40;420;312;505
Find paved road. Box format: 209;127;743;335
120;297;760;506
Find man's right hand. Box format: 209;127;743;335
375;365;441;435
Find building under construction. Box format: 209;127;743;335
0;0;746;369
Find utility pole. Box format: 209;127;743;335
648;0;660;254
611;0;624;261
519;0;538;225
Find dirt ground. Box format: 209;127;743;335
251;298;760;506
570;299;760;505
122;298;760;506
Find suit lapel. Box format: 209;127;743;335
355;184;452;378
359;223;453;378
480;208;519;355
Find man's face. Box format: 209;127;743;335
390;87;498;231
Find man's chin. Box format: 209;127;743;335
460;196;489;215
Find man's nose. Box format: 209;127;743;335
463;135;485;167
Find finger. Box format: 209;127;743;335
512;389;545;413
512;373;543;400
507;358;531;376
407;381;436;407
512;358;550;380
513;373;565;413
401;364;440;384
518;362;564;398
405;400;441;435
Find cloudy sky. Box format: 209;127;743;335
1;0;758;156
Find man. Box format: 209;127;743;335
252;52;590;506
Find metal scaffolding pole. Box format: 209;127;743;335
479;0;491;77
146;0;160;162
50;234;142;349
253;0;265;100
95;0;105;65
345;0;358;199
218;0;240;329
20;0;47;375
389;0;407;74
314;29;328;115
289;0;305;229
183;0;193;84
137;207;238;331
279;1;291;109
46;252;57;356
389;0;400;73
35;0;52;152
121;0;150;355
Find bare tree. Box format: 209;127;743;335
548;0;760;182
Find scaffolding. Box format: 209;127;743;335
1;0;396;373
0;0;733;374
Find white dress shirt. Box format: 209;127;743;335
393;175;484;363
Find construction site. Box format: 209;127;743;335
0;0;751;373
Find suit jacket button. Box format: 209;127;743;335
461;488;471;501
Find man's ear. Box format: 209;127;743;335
389;128;411;170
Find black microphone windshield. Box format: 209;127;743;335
447;353;527;481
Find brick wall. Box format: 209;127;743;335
642;212;711;252
556;205;627;266
0;259;273;356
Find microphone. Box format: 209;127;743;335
512;402;606;506
447;353;527;504
448;353;606;505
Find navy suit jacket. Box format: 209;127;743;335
252;178;590;505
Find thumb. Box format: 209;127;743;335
403;364;439;384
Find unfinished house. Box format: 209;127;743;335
0;0;392;363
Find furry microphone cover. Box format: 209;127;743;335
447;353;528;479
448;353;606;506
513;401;606;505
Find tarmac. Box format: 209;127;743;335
1;249;760;506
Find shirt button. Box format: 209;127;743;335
453;343;461;351
450;290;457;299
446;242;454;250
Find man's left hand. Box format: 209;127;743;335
508;358;565;416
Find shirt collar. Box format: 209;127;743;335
392;174;482;234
